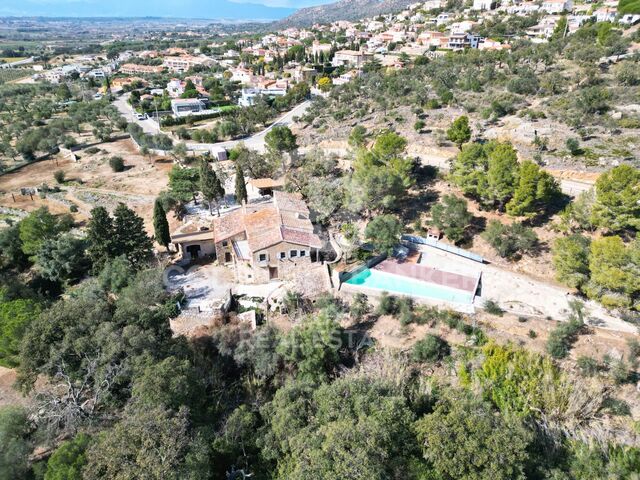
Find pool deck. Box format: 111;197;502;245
372;258;478;294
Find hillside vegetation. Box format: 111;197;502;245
276;0;417;27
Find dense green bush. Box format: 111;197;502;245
412;334;450;362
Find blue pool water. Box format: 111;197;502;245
345;268;474;304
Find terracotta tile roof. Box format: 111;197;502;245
211;192;323;253
280;210;313;230
171;221;214;243
281;227;323;248
212;208;245;242
245;207;282;252
249;177;286;189
273;190;309;214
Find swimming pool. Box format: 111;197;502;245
344;267;475;304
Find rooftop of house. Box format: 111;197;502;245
212;191;322;253
249;177;286;189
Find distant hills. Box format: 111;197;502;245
275;0;418;27
0;0;296;21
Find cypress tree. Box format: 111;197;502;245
199;160;224;215
86;206;114;272
153;199;171;250
235;164;248;205
112;203;153;268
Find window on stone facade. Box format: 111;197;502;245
258;253;267;262
300;250;307;257
279;251;286;259
222;241;228;247
290;250;298;258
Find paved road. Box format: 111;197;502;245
187;100;311;153
558;179;594;196
113;93;311;153
0;57;34;69
113;94;161;135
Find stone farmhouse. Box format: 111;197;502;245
171;191;324;283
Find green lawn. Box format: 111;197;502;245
0;57;28;64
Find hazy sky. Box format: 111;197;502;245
0;0;335;19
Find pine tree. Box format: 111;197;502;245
199;160;224;215
446;115;471;150
86;206;115;272
112;203;153;268
486;143;519;211
153;199;171;250
507;160;560;218
235;164;248;204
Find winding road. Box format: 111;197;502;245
113;93;311;153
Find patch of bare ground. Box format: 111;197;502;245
0;137;177;238
413;179;561;282
0;366;28;408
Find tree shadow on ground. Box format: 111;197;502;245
527;193;572;228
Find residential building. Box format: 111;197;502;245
472;0;496;10
171;191;323;283
239;84;288;107
541;0;573;14
213;191;323;283
594;7;617;22
332;69;362;86
171;98;205;117
119;63;165;75
450;20;477;34
422;0;443;8
436;13;452;25
477;39;511;50
163;55;213;73
417;30;446;46
366;20;385;31
332;50;374;68
447;33;483;50
311;41;333;57
620;14;640;24
294;66;317;83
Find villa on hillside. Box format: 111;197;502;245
171;191;324;283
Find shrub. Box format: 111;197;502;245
546;319;584;359
482;221;538;259
109;156;125;172
476;343;563;416
528;329;537;339
627;338;640;359
609;359;632;385
602;397;631;416
349;293;371;321
376;292;399;315
483;299;504;316
577;356;600;377
618;117;640;129
53;170;66;184
69;204;78;213
414;120;426;132
425;98;441;109
566;138;581;155
412;334;450;362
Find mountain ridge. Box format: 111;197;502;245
0;0;296;21
274;0;417;27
